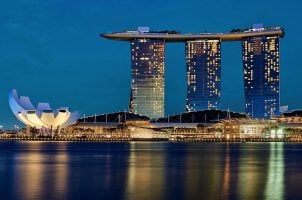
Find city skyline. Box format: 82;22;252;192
1;0;302;127
2;1;302;200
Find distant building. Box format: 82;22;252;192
129;39;165;119
215;118;277;138
279;105;289;113
186;40;221;111
242;35;280;118
274;110;302;124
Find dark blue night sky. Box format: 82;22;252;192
0;0;301;128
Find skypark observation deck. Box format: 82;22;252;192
100;28;284;42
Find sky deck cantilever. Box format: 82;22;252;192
100;29;284;42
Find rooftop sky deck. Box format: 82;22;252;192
101;28;284;42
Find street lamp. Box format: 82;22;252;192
14;124;19;132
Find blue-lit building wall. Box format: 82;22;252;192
242;36;280;118
129;39;165;119
186;40;221;112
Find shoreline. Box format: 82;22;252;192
0;136;300;143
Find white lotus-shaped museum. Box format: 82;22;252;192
9;89;80;129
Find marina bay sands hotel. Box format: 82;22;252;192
101;24;284;119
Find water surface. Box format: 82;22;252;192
0;141;301;200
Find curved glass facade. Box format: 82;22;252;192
129;39;165;119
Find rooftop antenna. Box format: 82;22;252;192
227;108;231;119
270;108;274;118
251;100;254;118
118;114;121;124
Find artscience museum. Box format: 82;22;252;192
8;89;80;130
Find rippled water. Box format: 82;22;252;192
0;141;301;200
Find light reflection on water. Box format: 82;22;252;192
0;141;299;200
126;142;166;200
13;142;70;200
265;142;284;200
222;144;230;199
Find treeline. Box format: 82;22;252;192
78;112;149;123
153;110;247;123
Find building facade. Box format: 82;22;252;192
186;40;221;111
129;39;165;119
242;36;280;118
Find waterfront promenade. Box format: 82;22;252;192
1;133;302;142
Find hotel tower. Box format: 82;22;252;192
242;35;280;118
186;40;221;111
129;38;165;119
